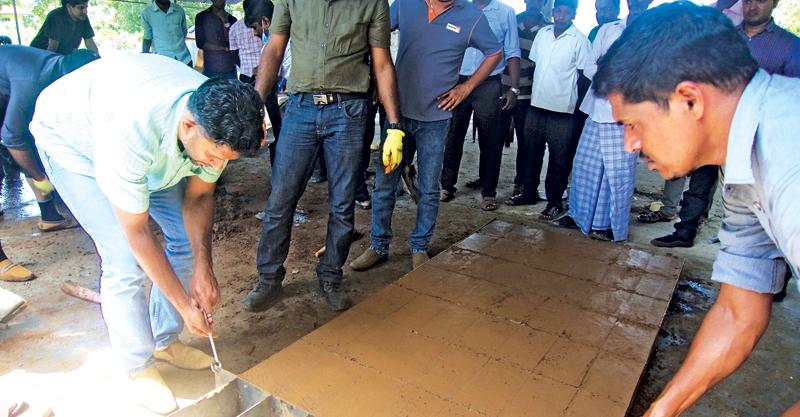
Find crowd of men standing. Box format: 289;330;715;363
1;0;799;414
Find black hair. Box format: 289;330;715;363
554;0;579;11
186;78;264;154
244;0;274;26
593;1;758;108
61;0;88;7
0;35;11;45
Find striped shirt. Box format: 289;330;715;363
501;12;548;100
228;19;263;78
737;19;800;78
30;54;223;214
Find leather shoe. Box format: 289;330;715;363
318;281;352;311
243;281;283;312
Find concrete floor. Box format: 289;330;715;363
0;136;798;416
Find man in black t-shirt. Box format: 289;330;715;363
31;0;99;56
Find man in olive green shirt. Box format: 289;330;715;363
246;0;403;312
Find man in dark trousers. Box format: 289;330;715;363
31;0;99;56
246;0;403;312
195;0;237;79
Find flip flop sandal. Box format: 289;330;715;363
38;217;79;233
637;210;674;224
481;197;497;211
355;199;372;210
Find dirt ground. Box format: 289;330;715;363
0;130;798;416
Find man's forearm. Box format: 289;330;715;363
85;38;99;55
8;148;46;180
507;57;520;89
254;41;285;101
465;53;502;90
372;53;401;124
183;192;214;270
142;39;152;53
646;284;772;417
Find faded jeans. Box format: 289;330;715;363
256;93;367;284
39;150;194;374
371;117;450;254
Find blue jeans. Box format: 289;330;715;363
256;94;368;284
371;117;450;254
38;151;193;374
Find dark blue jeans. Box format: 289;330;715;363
256;94;368;284
371;117;450;254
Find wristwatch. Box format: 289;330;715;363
509;87;520;96
387;122;405;132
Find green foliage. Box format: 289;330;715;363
774;0;800;35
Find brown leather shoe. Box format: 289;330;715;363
411;252;430;269
349;249;387;271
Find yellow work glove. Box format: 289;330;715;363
382;129;405;174
32;177;55;195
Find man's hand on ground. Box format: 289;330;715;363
189;265;220;322
437;83;472;112
501;90;517;110
383;129;405;174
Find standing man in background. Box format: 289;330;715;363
517;0;590;219
31;0;99;56
587;0;620;41
350;0;502;271
141;0;192;66
503;0;549;202
737;0;799;76
229;0;264;85
245;0;403;312
195;0;237;79
439;0;521;212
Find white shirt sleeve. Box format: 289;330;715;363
575;35;591;71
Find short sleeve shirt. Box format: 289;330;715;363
391;0;502;122
30;54;221;214
141;1;192;64
30;7;94;55
270;0;391;94
528;23;590;113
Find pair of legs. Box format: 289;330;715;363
648;165;719;247
251;94;367;310
567;120;638;241
521;106;574;211
354;102;386;204
370;117;450;255
39;150;194;374
499;98;530;195
440;76;505;200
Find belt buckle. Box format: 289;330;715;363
312;94;330;105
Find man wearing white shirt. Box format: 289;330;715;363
518;0;590;220
557;0;651;241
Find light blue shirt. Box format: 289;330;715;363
459;0;520;77
711;70;800;293
141;1;192;64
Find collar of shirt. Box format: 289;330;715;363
737;18;777;38
725;69;770;185
545;23;578;40
479;0;498;12
149;1;176;15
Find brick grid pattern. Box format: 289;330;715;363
243;220;683;417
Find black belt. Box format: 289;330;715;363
457;74;500;83
299;92;367;105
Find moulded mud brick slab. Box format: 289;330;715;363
244;220;682;417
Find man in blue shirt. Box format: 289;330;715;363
350;0;501;272
141;0;192;66
593;3;800;415
439;0;520;211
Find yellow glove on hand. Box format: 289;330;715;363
383;129;405;174
32;178;55;195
